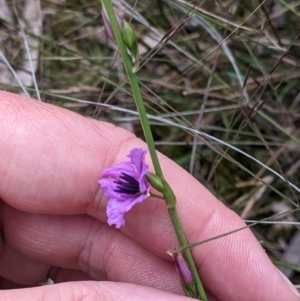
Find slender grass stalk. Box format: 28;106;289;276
101;1;207;299
102;0;162;178
277;0;300;18
272;260;300;273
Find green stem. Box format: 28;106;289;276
102;1;207;300
150;193;165;200
169;208;208;301
102;0;162;178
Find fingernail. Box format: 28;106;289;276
278;269;300;296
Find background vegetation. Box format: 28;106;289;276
1;0;300;288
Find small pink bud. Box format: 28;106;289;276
101;7;123;42
172;252;194;286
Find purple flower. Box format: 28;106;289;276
99;148;150;228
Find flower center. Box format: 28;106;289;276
114;172;140;194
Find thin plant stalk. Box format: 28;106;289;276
101;0;207;300
102;0;162;178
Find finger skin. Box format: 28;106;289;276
2;205;180;293
0;281;194;301
0;243;49;285
0;91;299;300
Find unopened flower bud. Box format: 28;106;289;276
172;252;194;286
122;20;139;72
162;180;176;208
101;7;123;42
146;172;165;192
122;20;138;58
146;172;176;208
101;7;139;72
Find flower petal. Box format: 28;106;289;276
106;199;126;228
128;148;149;175
100;148;150;228
102;162;136;179
106;193;148;228
99;178;123;199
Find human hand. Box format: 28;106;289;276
0;91;299;301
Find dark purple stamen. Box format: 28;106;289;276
114;172;140;194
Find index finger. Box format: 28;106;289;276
0;91;298;301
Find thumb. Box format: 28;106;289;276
1;281;197;301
